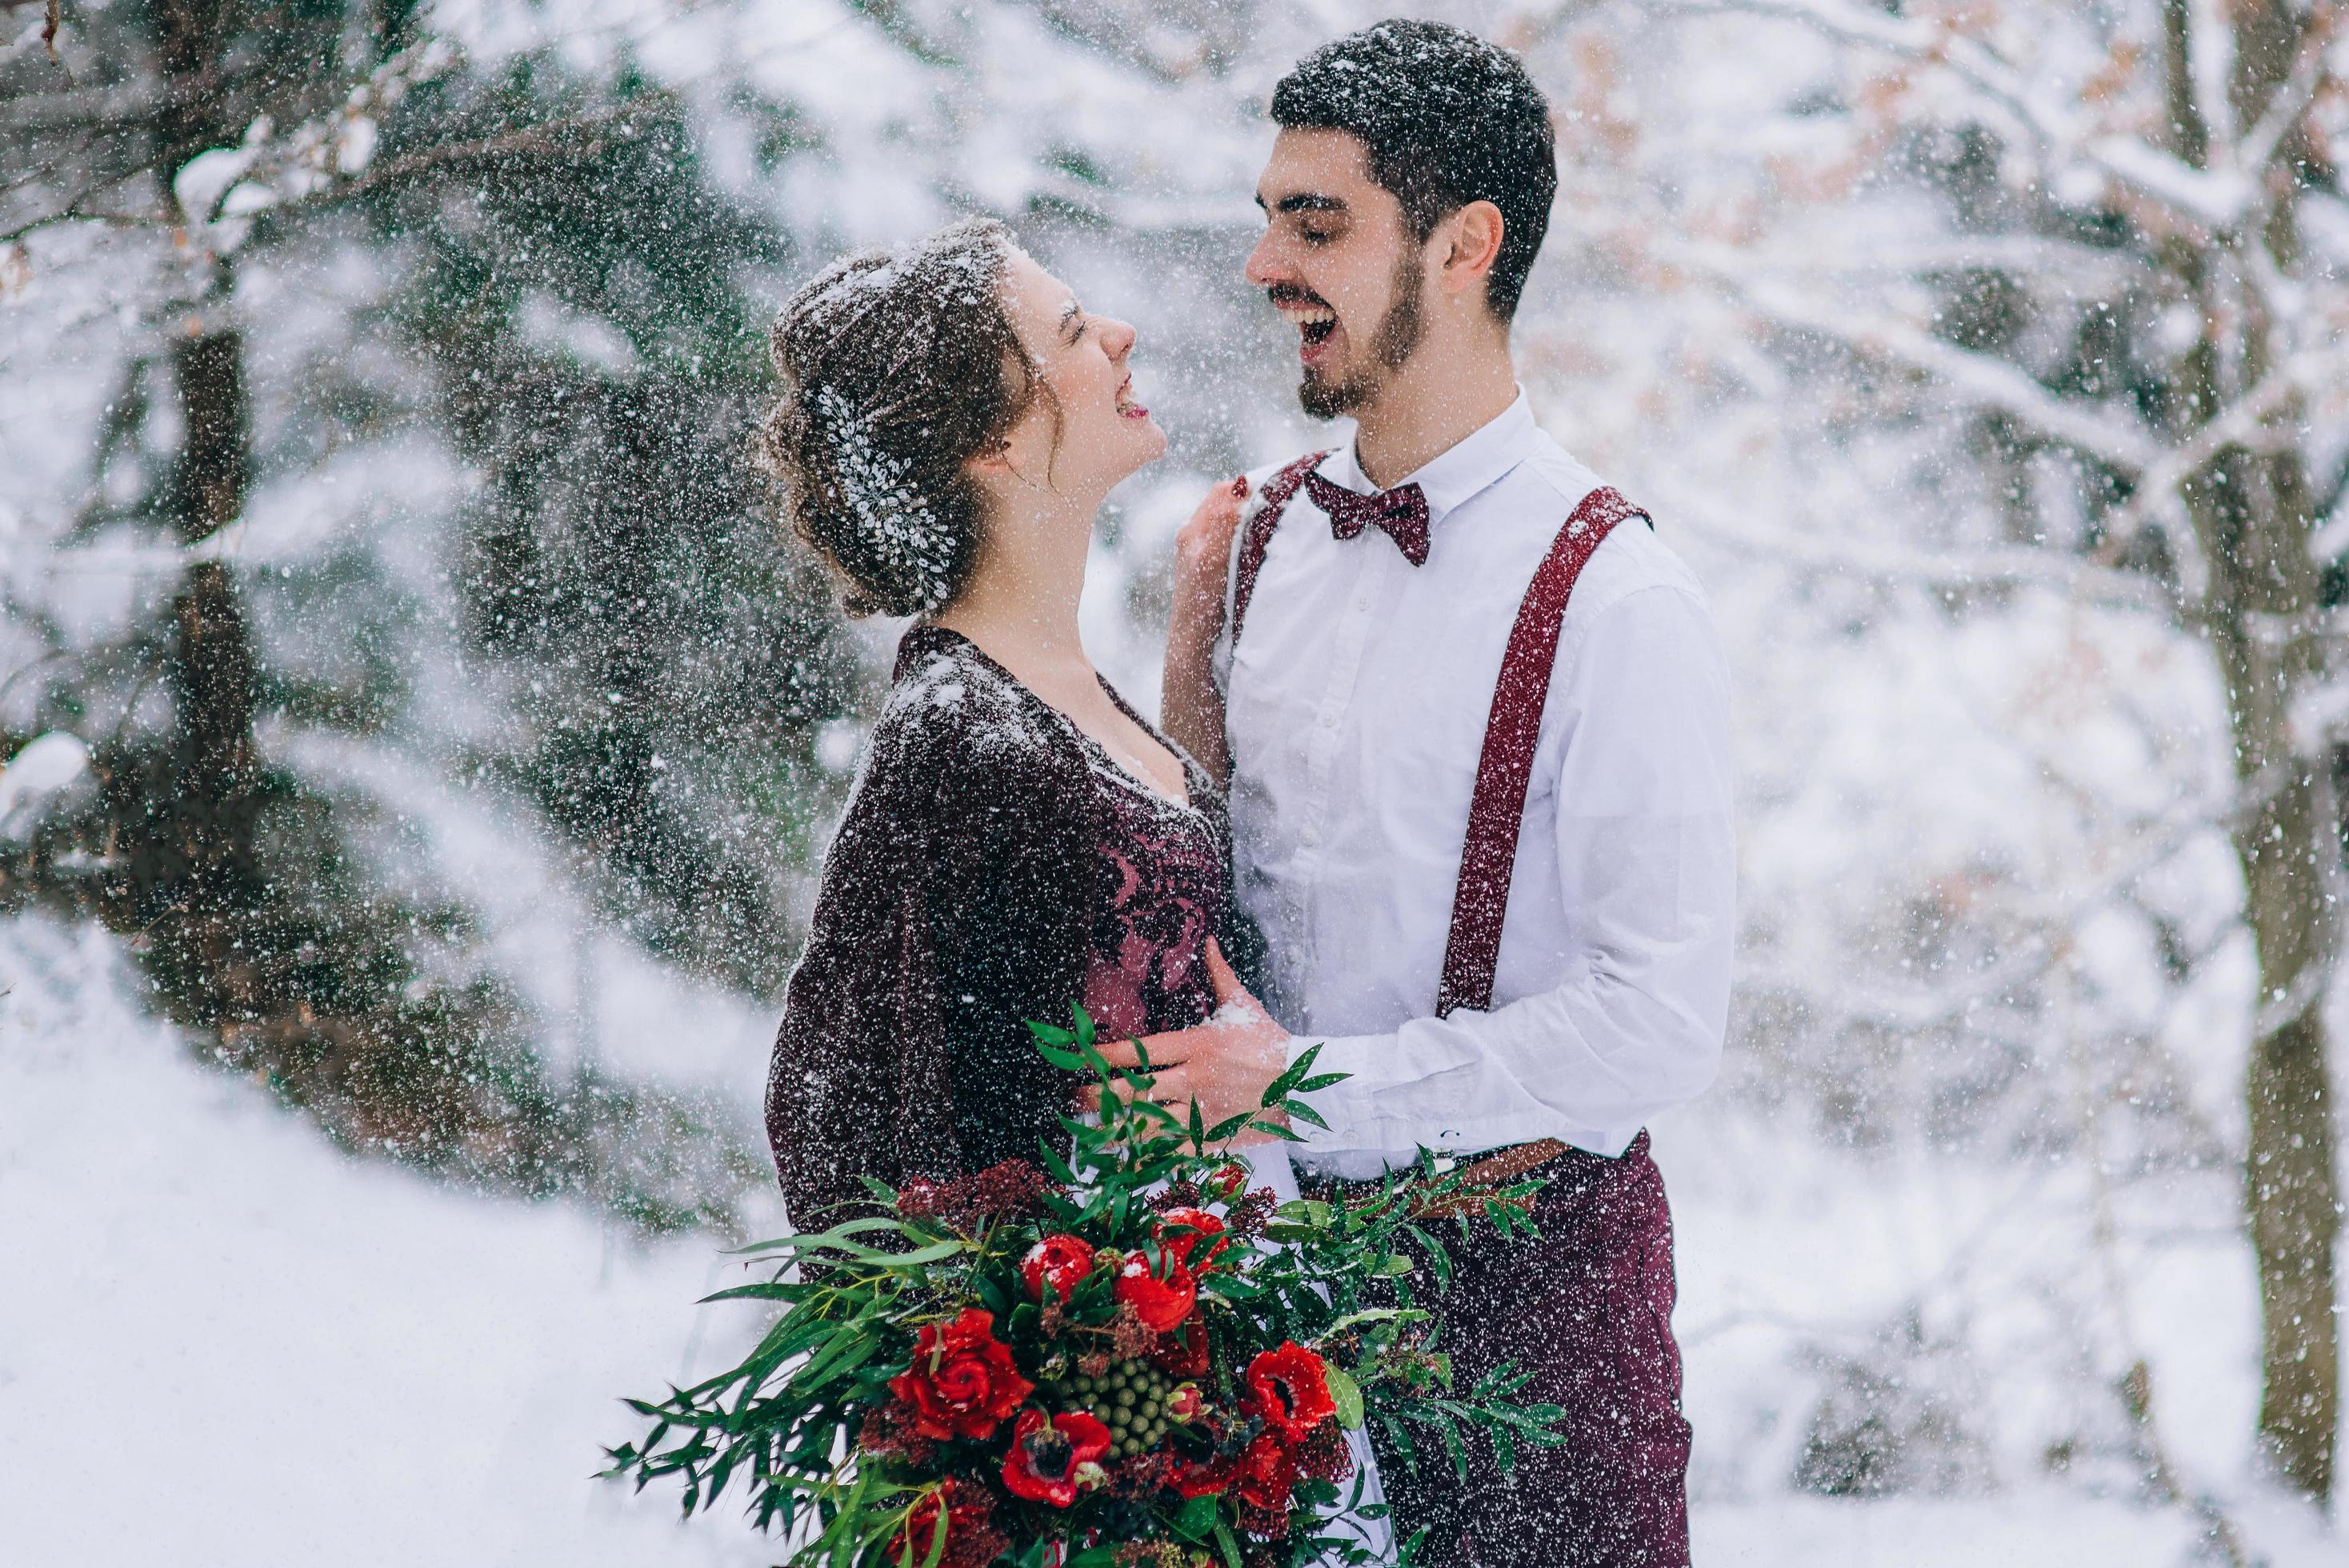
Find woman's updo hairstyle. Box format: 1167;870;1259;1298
761;218;1042;617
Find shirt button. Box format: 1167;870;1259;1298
1319;713;1339;730
1301;825;1321;846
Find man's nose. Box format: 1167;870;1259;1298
1244;230;1286;288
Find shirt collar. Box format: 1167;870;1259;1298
1318;389;1537;530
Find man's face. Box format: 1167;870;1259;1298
1246;129;1428;420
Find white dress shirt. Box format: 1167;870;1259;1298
1214;391;1735;1178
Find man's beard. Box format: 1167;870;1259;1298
1299;254;1425;421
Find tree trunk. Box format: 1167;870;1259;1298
2163;0;2343;1502
2192;454;2343;1502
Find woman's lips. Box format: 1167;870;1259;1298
1116;377;1149;418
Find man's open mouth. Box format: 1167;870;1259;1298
1271;290;1340;364
1275;298;1339;349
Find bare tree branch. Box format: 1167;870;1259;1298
1665;241;2167;473
2235;2;2343;178
1651;0;2258;231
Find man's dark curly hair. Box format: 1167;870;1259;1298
1270;19;1557;321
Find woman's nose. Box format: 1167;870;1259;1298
1102;317;1138;358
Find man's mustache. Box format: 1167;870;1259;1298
1266;285;1333;310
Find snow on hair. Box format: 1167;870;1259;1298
760;219;1038;618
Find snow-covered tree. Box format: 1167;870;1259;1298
1599;0;2349;1503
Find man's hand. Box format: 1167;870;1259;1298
1080;940;1292;1145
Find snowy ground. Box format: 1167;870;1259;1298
1;911;2335;1566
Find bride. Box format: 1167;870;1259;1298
758;216;1286;1211
758;217;1387;1559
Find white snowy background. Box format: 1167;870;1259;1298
5;0;2346;1562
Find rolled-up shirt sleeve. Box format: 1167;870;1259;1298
1284;585;1735;1164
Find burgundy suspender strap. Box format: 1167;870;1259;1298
1228;451;1330;649
1435;485;1649;1018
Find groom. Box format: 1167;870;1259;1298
1104;21;1735;1568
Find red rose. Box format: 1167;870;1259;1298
888;1477;1002;1568
1235;1427;1299;1514
1245;1342;1335;1441
1114;1251;1197;1333
1021;1234;1096;1304
1149;1318;1211;1378
1001;1408;1112;1508
1166;1382;1204;1423
887;1307;1034;1442
1153;1207;1232;1272
1207;1162;1248;1199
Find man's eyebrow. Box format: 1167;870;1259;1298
1271;193;1347;215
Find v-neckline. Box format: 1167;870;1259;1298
919;625;1197;811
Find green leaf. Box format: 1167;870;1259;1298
1327;1307;1423;1334
1282;1099;1331;1131
1261;1041;1324;1106
1325;1363;1366;1430
1034;1042;1090;1072
1028;1019;1075;1046
1213;1520;1243;1568
1374;1253;1414;1277
1174;1494;1219;1540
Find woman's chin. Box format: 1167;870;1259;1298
1129;416;1169;465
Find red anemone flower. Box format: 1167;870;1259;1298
1114;1250;1197;1333
887;1307;1033;1442
1245;1341;1336;1441
1169;1444;1239;1499
1001;1409;1112;1508
1152;1207;1233;1271
1021;1234;1095;1304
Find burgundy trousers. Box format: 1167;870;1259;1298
1365;1132;1691;1567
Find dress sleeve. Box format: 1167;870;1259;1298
764;715;962;1225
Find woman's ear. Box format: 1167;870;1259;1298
966;437;1018;479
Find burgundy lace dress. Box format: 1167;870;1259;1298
766;624;1247;1221
1062;723;1226;1042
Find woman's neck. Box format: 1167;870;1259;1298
931;489;1095;679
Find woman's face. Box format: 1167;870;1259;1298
992;250;1166;504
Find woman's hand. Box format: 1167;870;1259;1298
1170;476;1248;634
1082;940;1292;1145
1160;478;1248;784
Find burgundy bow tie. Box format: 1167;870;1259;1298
1305;471;1431;566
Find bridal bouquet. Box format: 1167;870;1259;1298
606;1010;1563;1567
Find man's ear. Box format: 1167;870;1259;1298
1442;201;1506;298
